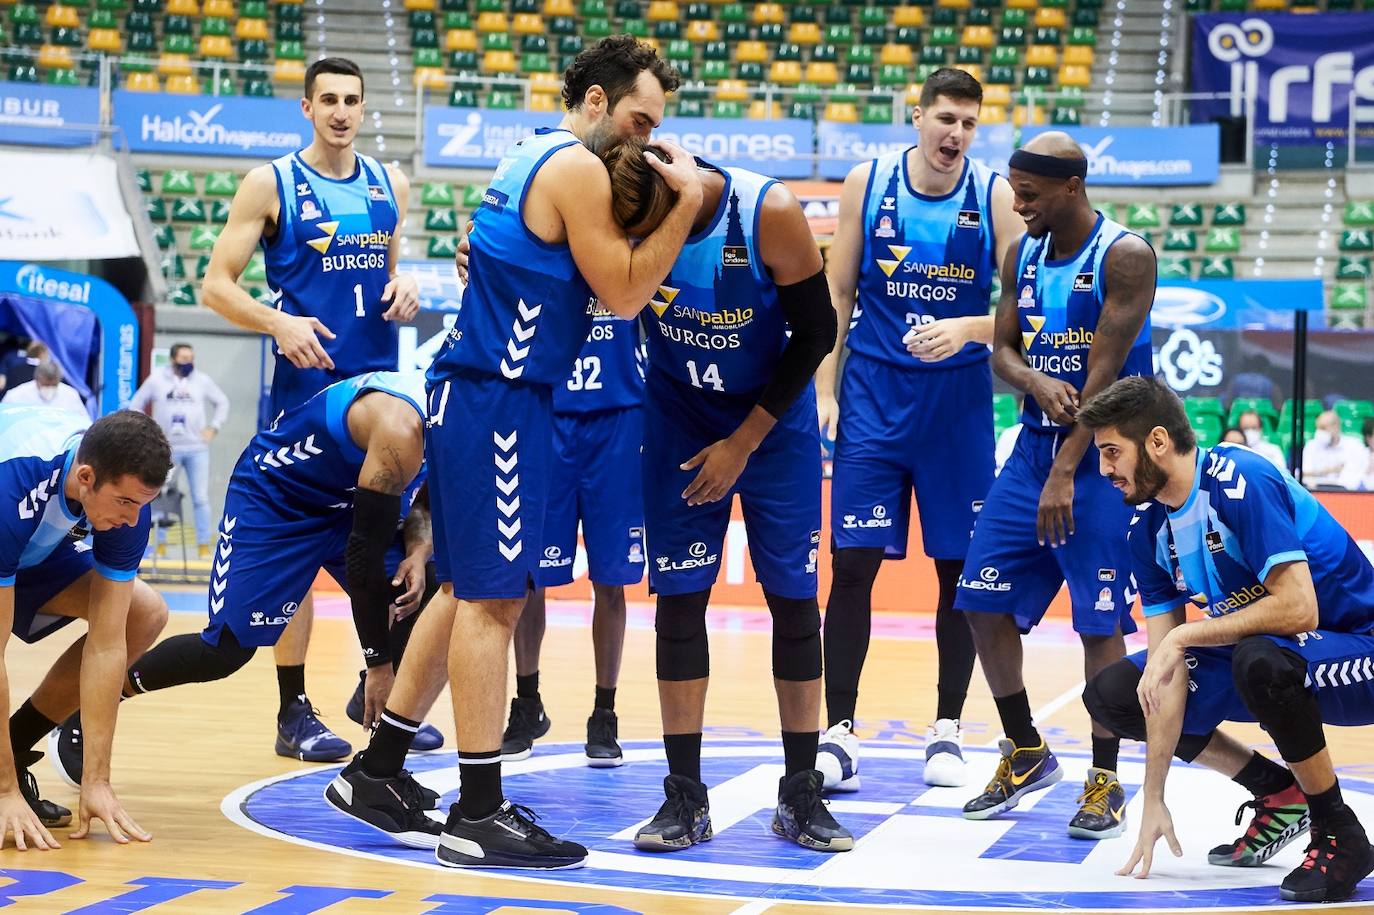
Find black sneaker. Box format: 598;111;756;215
47;711;82;789
345;673;445;752
17;751;70;828
633;774;712;852
435;800;587;869
773;769;854;852
585;708;623;768
1281;811;1374;903
323;753;443;848
1067;767;1127;840
500;697;551;762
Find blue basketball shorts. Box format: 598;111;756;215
425;370;553;601
534;407;646;588
955;427;1138;637
10;539;95;645
642;371;821;601
831;353;994;560
1127;629;1374;736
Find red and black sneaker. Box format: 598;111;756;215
1280;813;1374;903
1208;782;1310;867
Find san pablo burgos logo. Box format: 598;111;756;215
1079;135;1194;182
139;102;302;151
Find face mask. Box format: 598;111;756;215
174;362;194;377
1323;429;1341;447
1243;428;1261;446
37;386;57;402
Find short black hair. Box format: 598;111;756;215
919;67;984;109
169;343;192;360
305;57;364;100
1078;375;1197;454
77;410;173;490
562;35;680;113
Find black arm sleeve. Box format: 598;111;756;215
346;487;403;668
757;268;838;420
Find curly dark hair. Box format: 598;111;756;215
78;409;173;489
562;35;680;113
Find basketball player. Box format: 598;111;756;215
955;132;1154;839
47;373;431;785
816;68;1021;791
1078;377;1374;903
328;37;702;869
0;407;170;848
502;311;645;767
198;56;420;762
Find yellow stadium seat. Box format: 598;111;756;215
199;35;233;58
893;7;925;26
544;0;575;13
937;0;970;7
204;0;234;16
446;28;478;50
1034;8;1067;28
647;0;679;21
1025;45;1059;67
404;0;437;9
126;72;161;92
749;100;782;119
44;4;80;28
37;45;74;69
277;0;303;4
905;84;922;106
528;92;557;112
513;13;544;33
735;40;768;63
1253;0;1286;7
158;53;193;76
823;101;858;122
962;25;994;47
960;63;984;84
1013;105;1046;126
788;22;821;44
482;50;516;72
752;3;784;24
983;83;1011;107
804;61;839;85
769;60;802;84
980;105;1008;124
274;59;306;83
166;74;200;94
236;17;269;39
166;0;200;14
87;29;123;52
476;11;509;31
639;37;659;53
686;20;718;41
1059;64;1091;87
1063;45;1094;66
530;71;561;93
880;43;914;66
1006;0;1036;8
413;67;447;88
715;79;749;101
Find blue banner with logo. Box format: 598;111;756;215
112;91;306;157
1156;278;1325;330
1020;125;1220;185
816;120;1014;179
0;81;101;147
1191;13;1374;147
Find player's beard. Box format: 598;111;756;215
1124;448;1169;506
584;118;617;156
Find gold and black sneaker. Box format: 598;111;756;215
963;738;1063;820
1067;767;1127;840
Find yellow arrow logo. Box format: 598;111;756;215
306;220;340;254
650;285;679;317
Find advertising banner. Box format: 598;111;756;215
1021;125;1220;185
0;81;101;147
0;149;139;260
113;91;305;156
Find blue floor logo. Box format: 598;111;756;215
226;741;1374;910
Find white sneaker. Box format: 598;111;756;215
816;720;860;793
923;718;966;787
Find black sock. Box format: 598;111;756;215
594;686;616;712
277;664;306;717
822;547;884;729
1306;781;1348;824
1234;752;1296;797
362;708;421;778
934;558;975;722
516;671;539;700
664;732;703;783
1091;735;1120;772
457;751;503;820
9;701;57;758
993;690;1041;749
782;730;818;776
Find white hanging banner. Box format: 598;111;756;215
0;149;139;260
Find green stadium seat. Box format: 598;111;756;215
860;25;887;45
161;254;185;280
653;19;680;38
1158;257;1192;280
863;101;891;122
758;23;783;42
990;46;1019;66
1345;201;1374;226
1186;396;1225;422
720;21;747;41
410;9;436;27
581;0;607;14
444;11;472;28
845;63;872;84
826;23;853;44
1205;227;1241;253
615;0;642;16
412;28;438;49
145;197;167;221
277;40;306;61
188;225;221;250
676;98;704;117
558;35;584;54
701;60;729;81
993;392;1017;431
46;68;79;86
913;63;940;82
1023;66;1052;86
414;48;442;68
776;43;803;61
164;33;195;54
170;283;197;307
824;5;852;23
241;0;268;16
999;26;1027;45
210;200;231;223
161;170;197;195
1163;229;1197;252
812;43;838;62
1125;203;1160;228
448;88;477;106
788;101;815;119
244;78;274;97
171;198;207;223
1331;283;1368;310
1211;202;1246;226
421;182;455;206
1199;256;1234;279
278;2;303;19
1189;412;1223;448
136;168;152;193
791;4;818;23
153;224;176;250
1051;108;1080;125
1337;256;1371;280
239;38;270;61
1002;7;1028;26
1170;203;1204;226
483;31;512;51
487;91;518;109
164;14;193;34
428;235;459;259
685;1;711;19
1340;229;1374;252
521;52;550;72
859;7;887;26
665;38;691;60
1072;9;1099;27
203;16;231;36
89;8;118;27
956;46;983;65
919;46;945;65
195;254;212;280
738;62;763;82
929;25;956;45
425;208;458;232
713;100;744;118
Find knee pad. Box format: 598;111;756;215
1232;635;1326;762
766;592;821;681
1082;659;1146;742
655;590;710;681
829;547;884;590
127;630;256;694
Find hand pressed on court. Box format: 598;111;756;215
72;781;151;844
389;553;427;622
0;791;57;851
905;317;972;363
1036;468;1075;548
381;273;421;322
1117;796;1181;879
681;437;752;506
272;313;336;371
362;665;396;731
1030;375;1079;426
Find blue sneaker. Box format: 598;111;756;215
962;738;1063;820
346;674;446;751
276;696;352;762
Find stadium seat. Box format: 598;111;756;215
1211;202;1246;226
170;283;198;307
487;89;518;108
1204;228;1241;253
1331;283;1368;311
771;60;802;84
1170;203;1203;226
244;78;274;97
428;236;458;258
243;254;267;283
1051;107;1080;125
210;200;231;223
1188;412;1223;448
1340;229;1374;252
823;101;859;122
145;197;167;222
1163;229;1197;252
426;208;458;232
1229;398;1278;431
1158;256;1192;280
166;73;200;93
993;392;1018;431
421;182;455;206
161;170;196;196
189;225;221;250
1199;256;1234;279
1336;255;1371;280
880;43;914;66
1344;201;1374;226
1186;396;1224;421
1125;203;1160;229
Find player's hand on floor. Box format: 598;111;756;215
816;393;839;441
904;317;970;363
273;313;336;371
681;437;751;506
362;665;397;730
1117;797;1181;879
1030;375;1080;426
0;791;57;851
1036;470;1075;547
455;221;473;284
73;781;151;844
389;554;427;622
381;273;421;322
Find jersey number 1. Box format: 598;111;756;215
353;283;365;318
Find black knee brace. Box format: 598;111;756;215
1083;658;1212;762
1232;636;1326;763
766;592;821;681
656;590;711;681
126;630;257;694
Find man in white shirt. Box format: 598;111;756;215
129;344;230;558
1;361;88;416
1237;409;1287;471
1302;410;1369;490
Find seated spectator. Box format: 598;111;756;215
1351;417;1374;492
1237;409;1287;470
1220;426;1245;445
2;360;88;415
1301;410;1369;490
0;340;49;393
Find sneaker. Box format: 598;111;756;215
633;774;712;852
1208;782;1310;867
773;769;854;852
816;720;860;793
275;697;353;762
1067;767;1127;840
345;675;445;752
1281;811;1374;903
47;711;82;789
435;800;587;869
962;738;1063;820
324;754;443;848
923;718;965;788
500;697;551;762
17;751;70;828
585;708;623;768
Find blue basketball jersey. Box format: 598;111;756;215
642;163;785;396
0;405;148;585
1131;445;1374;635
429;128;594;387
553;301;645;415
848;152;999;370
263;152;400;393
1014;213;1154;430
